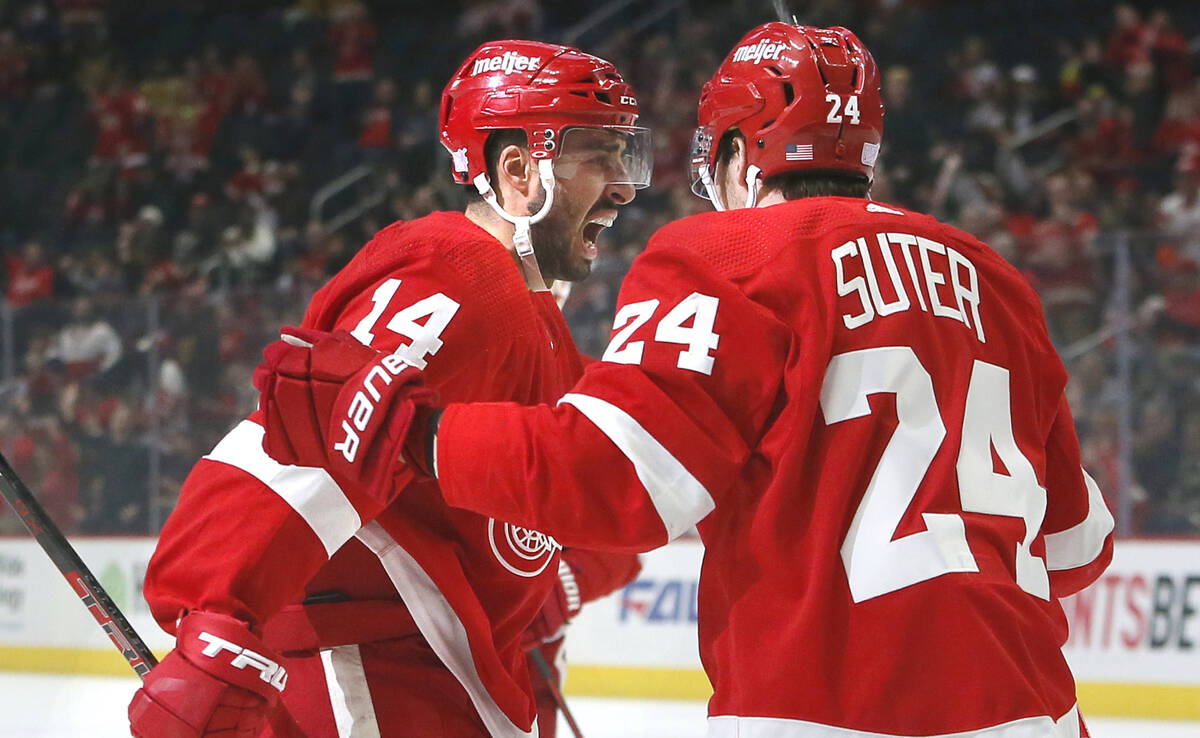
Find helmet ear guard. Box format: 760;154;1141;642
689;126;764;211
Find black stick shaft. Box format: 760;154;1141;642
530;648;585;738
0;451;157;679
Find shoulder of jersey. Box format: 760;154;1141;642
646;206;796;281
360;212;528;296
647;197;916;280
863;199;1045;311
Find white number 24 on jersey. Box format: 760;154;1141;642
602;293;720;375
821;346;1050;603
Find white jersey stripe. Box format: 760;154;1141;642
205;420;362;557
558;393;716;540
708;704;1080;738
354;522;537;738
1044;468;1114;572
320;645;381;738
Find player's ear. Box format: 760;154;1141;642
726;135;749;184
715;134;749;206
496;143;537;202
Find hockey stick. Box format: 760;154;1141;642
0;450;158;677
0;451;306;737
530;648;586;738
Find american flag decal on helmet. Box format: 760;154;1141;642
785;143;814;161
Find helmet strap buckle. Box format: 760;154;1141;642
700;162;764;212
742;165;763;209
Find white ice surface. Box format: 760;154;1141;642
0;672;1195;737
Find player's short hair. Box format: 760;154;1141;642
717;130;870;201
474;129;529;206
762;170;871;200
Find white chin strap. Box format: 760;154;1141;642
473;159;556;258
700;164;763;211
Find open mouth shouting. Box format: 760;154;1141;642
582;211;618;260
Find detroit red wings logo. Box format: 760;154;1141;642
488;519;561;577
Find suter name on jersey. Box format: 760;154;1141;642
832;231;986;343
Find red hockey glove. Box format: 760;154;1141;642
523;558;582;650
128;612;286;738
253;327;439;503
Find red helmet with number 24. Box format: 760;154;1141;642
691;23;884;209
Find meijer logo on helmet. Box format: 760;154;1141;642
471;52;542;77
732;39;788;64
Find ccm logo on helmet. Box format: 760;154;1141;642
197;631;288;692
333;351;414;463
731;39;788;64
471;52;542;77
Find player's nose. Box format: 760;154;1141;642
605;181;636;206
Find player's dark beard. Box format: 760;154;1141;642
527;190;591;283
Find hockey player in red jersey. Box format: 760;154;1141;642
129;40;648;738
256;22;1116;738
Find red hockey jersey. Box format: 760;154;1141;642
434;198;1116;737
145;212;589;736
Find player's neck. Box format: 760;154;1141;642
757;189;787;208
463;202;551;292
465;201;514;247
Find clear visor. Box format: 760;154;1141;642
552;126;653;189
688;126;715;199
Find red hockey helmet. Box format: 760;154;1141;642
439;39;650;189
690;23;884;208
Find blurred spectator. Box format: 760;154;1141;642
87;68;151;176
1157;146;1200;263
330;2;375;83
80;399;149;534
225;146;267;202
172;193;222;270
1105;4;1148;71
5;240;56;306
0;406;82;533
1145;9;1193;93
1007;65;1049;141
117;205;168;280
0;29;29;99
1154;250;1200;342
1017;173;1100;343
358;78;398;155
202;225;260;293
1147;411;1200;534
1153;84;1200;157
1060;37;1112;101
44;297;123;378
329;0;375;120
882;65;934;193
457;0;543;41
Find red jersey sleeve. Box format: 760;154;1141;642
146;252;491;632
1041;394;1115;598
435;226;791;551
559;549;641;605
